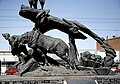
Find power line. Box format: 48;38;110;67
91;29;120;31
0;26;32;28
0;9;17;11
67;17;120;21
80;21;120;24
0;19;120;24
0;16;120;20
0;16;19;18
0;26;120;32
0;19;28;21
0;15;120;25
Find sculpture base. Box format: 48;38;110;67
21;65;97;77
0;75;120;84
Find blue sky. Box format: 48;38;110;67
0;0;120;50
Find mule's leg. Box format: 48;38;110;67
55;41;80;69
54;44;71;67
36;48;49;66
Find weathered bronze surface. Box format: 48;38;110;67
2;0;116;76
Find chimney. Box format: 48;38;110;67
106;36;108;40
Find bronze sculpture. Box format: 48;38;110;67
2;0;117;76
19;5;116;67
2;32;61;76
13;30;71;66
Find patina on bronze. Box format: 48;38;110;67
2;1;116;76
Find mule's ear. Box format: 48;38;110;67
2;33;5;37
2;33;4;37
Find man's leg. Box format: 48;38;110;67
30;30;40;48
20;58;36;76
29;2;33;8
69;35;79;66
33;0;38;9
39;0;45;9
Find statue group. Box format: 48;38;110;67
2;1;116;76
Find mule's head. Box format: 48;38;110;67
19;5;50;23
18;32;31;44
10;34;30;56
2;33;20;55
19;5;39;23
2;33;10;40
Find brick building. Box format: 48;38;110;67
96;37;120;62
